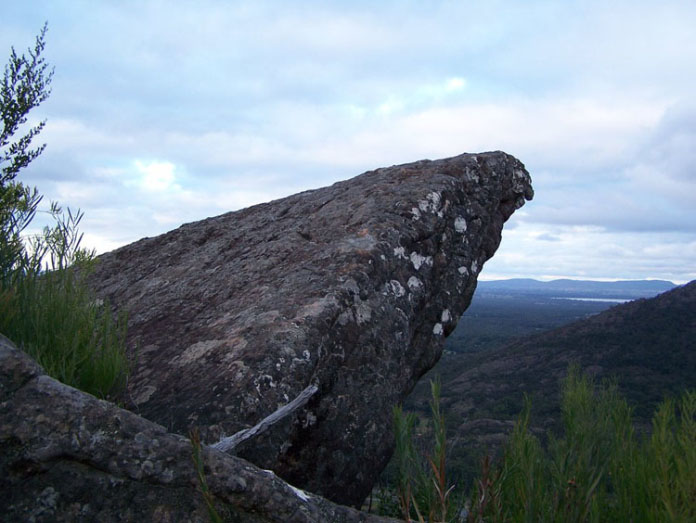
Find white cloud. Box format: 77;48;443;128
280;96;666;174
482;219;696;284
445;77;466;92
134;161;179;193
3;0;695;283
41;118;135;153
373;77;469;116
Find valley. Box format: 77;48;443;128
393;278;692;490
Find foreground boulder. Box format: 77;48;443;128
0;335;396;522
88;151;532;505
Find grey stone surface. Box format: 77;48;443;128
0;334;396;522
87;151;533;505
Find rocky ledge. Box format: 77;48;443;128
78;151;531;506
0;335;396;522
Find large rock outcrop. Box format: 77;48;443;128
88;151;533;505
0;335;395;522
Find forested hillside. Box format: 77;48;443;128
403;280;696;486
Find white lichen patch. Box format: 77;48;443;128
411;207;421;220
407;276;423;291
441;309;451;323
458;266;469;276
174;339;225;366
428;191;441;207
342;278;360;295
35;487;59;513
256;309;281;323
385;280;406;297
140;460;155;475
417;191;443;215
143;276;170;292
337;309;354;326
471;261;479;273
227;359;249;381
454;216;467;233
295;295;339;319
433;323;444;335
410;252;433;271
343;233;376;251
302;411;317;429
254;374;277;396
221;336;249;363
355;302;372;324
393;246;407;259
132;385;157;405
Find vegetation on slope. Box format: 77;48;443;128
378;366;695;522
0;25;128;399
388;379;459;522
444;290;619;355
402;281;696;489
468;367;695;522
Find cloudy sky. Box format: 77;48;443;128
2;1;695;283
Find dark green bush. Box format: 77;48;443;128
468;366;696;522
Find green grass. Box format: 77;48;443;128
467;366;696;522
0;264;129;399
1;205;129;400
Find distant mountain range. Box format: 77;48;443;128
478;278;677;298
404;279;695;487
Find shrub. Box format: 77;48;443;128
468;365;696;522
0;25;129;399
0;206;130;400
390;378;463;522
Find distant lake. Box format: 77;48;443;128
553;297;631;303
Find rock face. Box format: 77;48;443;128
0;335;395;522
88;151;533;505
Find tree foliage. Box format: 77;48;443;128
0;23;53;281
0;25;128;399
1;22;53;184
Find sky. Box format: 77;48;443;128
2;0;695;283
